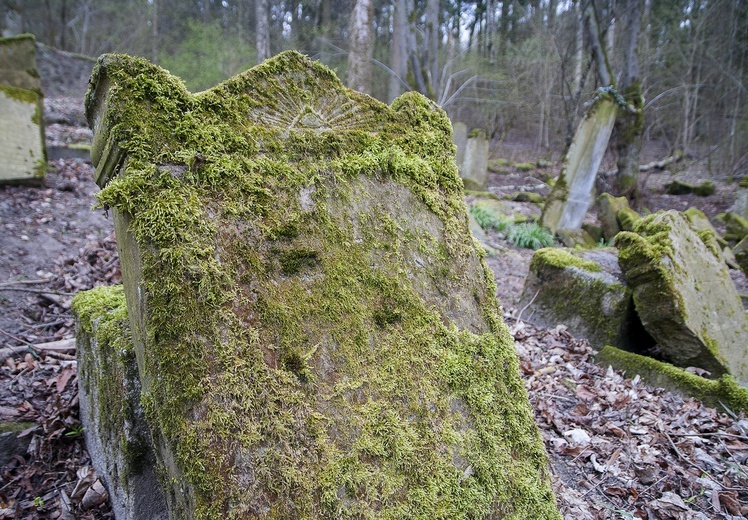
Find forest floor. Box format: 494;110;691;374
0;103;747;518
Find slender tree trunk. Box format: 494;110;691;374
499;0;510;55
614;0;644;202
388;0;409;102
585;0;613;87
574;0;584;93
151;0;158;64
256;0;270;64
425;0;439;96
347;0;374;94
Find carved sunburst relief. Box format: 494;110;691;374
245;71;385;134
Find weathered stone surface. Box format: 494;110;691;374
518;248;646;350
0;34;46;184
84;51;559;519
724;211;748;243
734;236;748;276
616;211;748;385
35;42;96;99
597;193;630;241
555;228;596;248
617;208;640;232
541;97;617;233
73;286;168;520
460;128;489;191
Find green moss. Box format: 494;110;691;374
510;191;544;203
0;33;36;44
694;180;715;196
0;84;39;104
468;128;486;139
596;346;748;413
616;208;640;231
86;51;558;518
514;162;534;171
530;248;602;274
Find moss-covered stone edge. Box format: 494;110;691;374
86;51;560;519
596;346;748;413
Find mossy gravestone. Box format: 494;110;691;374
82;51;559;519
617;211;748;385
0;34;46;184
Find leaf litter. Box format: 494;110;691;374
1;157;747;518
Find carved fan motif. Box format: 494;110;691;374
246;75;384;134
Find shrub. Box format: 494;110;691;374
508;222;555;250
470;204;513;234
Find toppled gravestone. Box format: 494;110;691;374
616;211;748;385
0;34;46;184
518;248;651;351
82;51;559;519
597;193;630;242
72;286;168;520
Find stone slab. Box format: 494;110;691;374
518;247;646;350
84;51;559;519
461;129;488;191
0;34;41;92
616;210;748;385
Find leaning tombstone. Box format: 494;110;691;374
0;34;46;184
460;128;489;191
541;94;617;233
84;51;560;519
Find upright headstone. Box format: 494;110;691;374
461;128;489;191
0;34;46;184
541;97;617;233
452;121;467;168
83;52;559;519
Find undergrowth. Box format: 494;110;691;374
471;203;555;250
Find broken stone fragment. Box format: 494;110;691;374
518;248;648;351
597;193;630;241
664;180;694;195
72;285;168;520
555;228;596;248
83;51;560;519
616;207;640;232
616;211;748;385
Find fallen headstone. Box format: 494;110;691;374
616;211;748;385
83;51;559;519
518;248;649;350
0;34;46;184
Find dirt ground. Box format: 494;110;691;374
0;101;747;518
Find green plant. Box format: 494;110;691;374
33;497;44;508
470;204;512;233
508;222;555;249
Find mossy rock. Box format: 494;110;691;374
487;158;510;173
724;212;748;243
85;51;559;519
733;236;748;276
536;160;551;169
616;208;640;232
597;193;630;241
511;191;544;203
596;346;748;414
616;211;748;384
555;228;596;249
694;180;715;196
514;162;534;171
581;223;603;243
519;248;647;350
664;180;694;195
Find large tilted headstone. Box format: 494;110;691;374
0;34;46;184
541;97;617;234
82;51;559;519
617;211;748;385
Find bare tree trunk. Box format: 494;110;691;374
151;0;158;64
425;0;439;96
614;0;644;202
388;0;409;102
347;0;374;94
585;0;612;87
256;0;270;64
499;0;510;55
